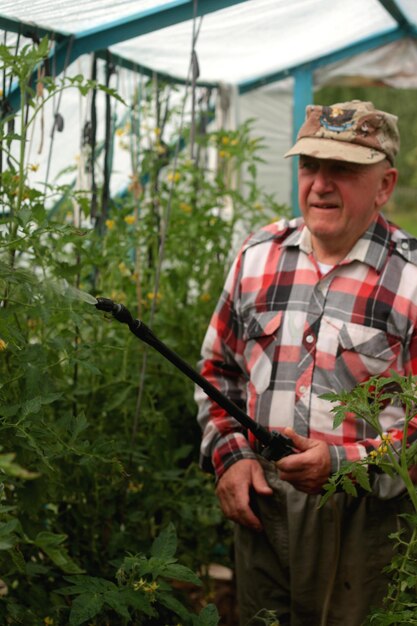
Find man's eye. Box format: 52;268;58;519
300;160;316;170
333;163;355;174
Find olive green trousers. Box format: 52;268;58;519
235;461;410;626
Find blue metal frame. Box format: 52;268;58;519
377;0;415;30
23;0;250;74
76;0;250;45
2;0;417;218
238;26;412;94
238;25;415;216
5;0;249;110
290;67;313;216
0;14;68;40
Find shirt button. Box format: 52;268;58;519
299;385;307;394
401;241;409;250
306;334;314;344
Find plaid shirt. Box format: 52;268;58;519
196;213;417;479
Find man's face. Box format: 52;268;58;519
298;155;398;263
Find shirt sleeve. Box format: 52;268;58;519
195;252;258;479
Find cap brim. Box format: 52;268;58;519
284;137;386;164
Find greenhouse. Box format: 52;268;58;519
1;1;417;625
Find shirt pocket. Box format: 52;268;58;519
243;310;283;394
335;322;402;388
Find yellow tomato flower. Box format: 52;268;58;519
118;262;131;277
167;171;181;183
179;202;192;214
133;578;158;594
154;127;161;136
29;163;39;172
221;136;230;145
200;293;211;303
147;292;161;302
115;127;125;136
127;481;144;494
124;215;136;225
44;618;54;626
156;142;167;155
133;578;146;591
219;150;229;158
110;290;126;303
105;219;115;230
0;339;7;351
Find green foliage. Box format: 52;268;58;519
322;373;417;623
246;609;281;625
56;524;219;626
0;38;288;623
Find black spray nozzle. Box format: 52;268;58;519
95;297;118;313
95;297;158;344
96;297;135;327
95;297;295;461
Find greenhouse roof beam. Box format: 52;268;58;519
238;26;411;93
0;14;67;42
7;0;247;110
377;0;415;31
47;0;250;74
73;0;250;56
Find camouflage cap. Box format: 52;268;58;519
284;100;400;165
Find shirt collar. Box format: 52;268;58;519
281;213;391;273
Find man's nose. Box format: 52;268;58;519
311;167;333;193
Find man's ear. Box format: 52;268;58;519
375;166;398;209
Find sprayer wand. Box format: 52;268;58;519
95;297;295;462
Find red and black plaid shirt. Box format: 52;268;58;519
196;214;417;479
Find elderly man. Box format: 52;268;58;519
196;100;417;625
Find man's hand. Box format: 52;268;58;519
215;459;273;531
276;427;331;494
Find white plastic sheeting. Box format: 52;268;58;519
0;0;172;37
233;36;417;204
2;0;417;206
111;0;397;85
0;0;404;85
14;58;187;207
237;86;293;206
315;38;417;89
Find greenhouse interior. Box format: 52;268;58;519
1;0;417;624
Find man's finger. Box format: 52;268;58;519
251;463;273;496
283;426;311;451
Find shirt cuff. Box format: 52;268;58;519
212;432;258;481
